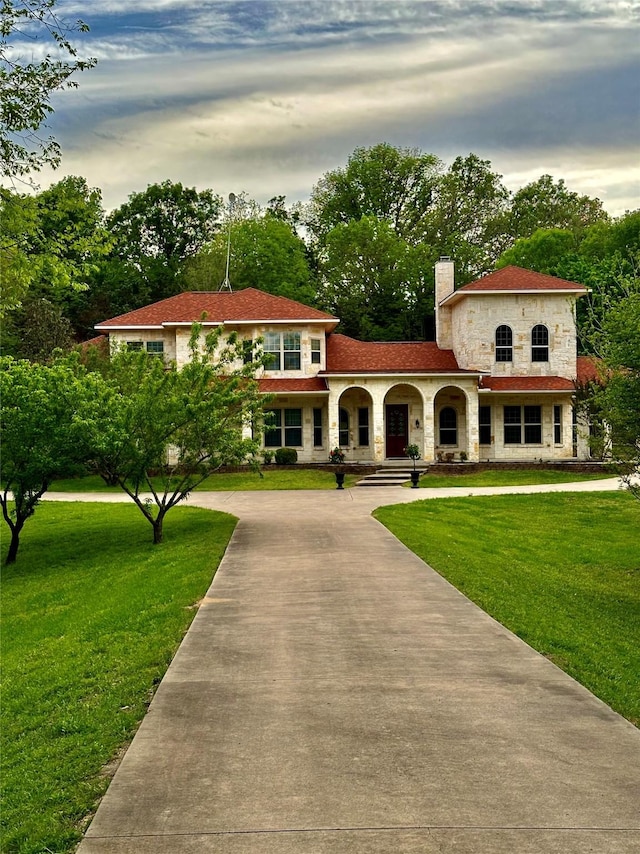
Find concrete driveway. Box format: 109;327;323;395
46;479;639;853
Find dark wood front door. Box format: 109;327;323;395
386;404;408;457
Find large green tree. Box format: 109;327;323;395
184;214;316;305
306;142;442;244
91;327;268;544
319;215;435;341
509;175;607;240
106;180;223;302
0;0;96;176
0;355;104;563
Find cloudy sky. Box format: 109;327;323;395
28;1;640;213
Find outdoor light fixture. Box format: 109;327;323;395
415;419;420;428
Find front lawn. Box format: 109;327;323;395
50;469;360;492
413;468;611;488
374;492;640;725
1;502;237;854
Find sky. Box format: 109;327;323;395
20;0;640;214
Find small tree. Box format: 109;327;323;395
92;325;269;544
0;355;104;563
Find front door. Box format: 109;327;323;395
386;404;408;457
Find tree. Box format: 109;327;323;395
509;175;607;240
184;215;317;305
106;180;223;302
587;294;640;499
426;153;511;280
306;142;442;244
0;355;104;563
318;216;435;341
0;0;96;176
91;327;268;544
13;296;73;361
497;228;578;275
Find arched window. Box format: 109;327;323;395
439;407;457;445
531;325;549;362
339;407;349;447
495;325;513;362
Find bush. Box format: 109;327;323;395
262;450;274;465
275;447;298;465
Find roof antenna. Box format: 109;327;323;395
219;192;236;292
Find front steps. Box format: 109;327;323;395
355;462;429;487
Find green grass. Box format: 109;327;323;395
1;502;237;854
375;492;640;725
413;468;611;488
50;469;360;492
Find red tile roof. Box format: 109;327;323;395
258;378;328;393
576;355;602;385
453;266;588;295
95;288;338;328
324;334;467;373
480;376;575;392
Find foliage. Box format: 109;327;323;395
375;492;640;725
306;142;442;243
184;214;317;305
328;447;345;465
318;215;435;340
1;501;235;854
404;443;420;469
509;174;607;240
0;177;110;324
275;446;298;465
106;180;223;301
11;296;73;360
0;354;105;563
0;0;96;176
90;326;268;543
425;153;511;280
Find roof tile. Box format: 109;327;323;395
457;265;588;293
325;334;464;373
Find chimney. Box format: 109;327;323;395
435;257;454;349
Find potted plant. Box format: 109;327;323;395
404;443;421;488
329;447;346;489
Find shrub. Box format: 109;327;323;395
275;447;298;465
262;450;274;465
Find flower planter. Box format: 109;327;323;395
410;470;420;489
335;471;345;489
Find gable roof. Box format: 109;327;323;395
324;334;472;374
441;266;588;306
95;288;338;330
479;376;575;392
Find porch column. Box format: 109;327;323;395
423;394;435;461
467;391;480;462
327;386;340;453
371;394;385;462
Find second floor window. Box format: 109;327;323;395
311;338;321;364
495;325;513;362
532;325;549;362
264;331;301;370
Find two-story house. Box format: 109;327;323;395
94;259;593;463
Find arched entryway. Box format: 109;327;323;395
384;384;424;459
433;386;469;460
337;387;374;462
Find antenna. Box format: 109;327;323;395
219;192;236;292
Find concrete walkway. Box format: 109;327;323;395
48;479;639;853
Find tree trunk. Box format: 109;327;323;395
152;513;164;544
5;526;21;565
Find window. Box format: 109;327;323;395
531;325;549;362
479;406;491;445
146;341;164;357
504;405;542;444
242;339;254;365
126;341;143;351
313;408;323;447
358;407;370;446
439;407;457;445
339;407;349;447
495;325;513;362
264;332;301;371
554;405;562;444
264;408;303;447
311;338;321;364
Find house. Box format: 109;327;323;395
94;259;594;463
